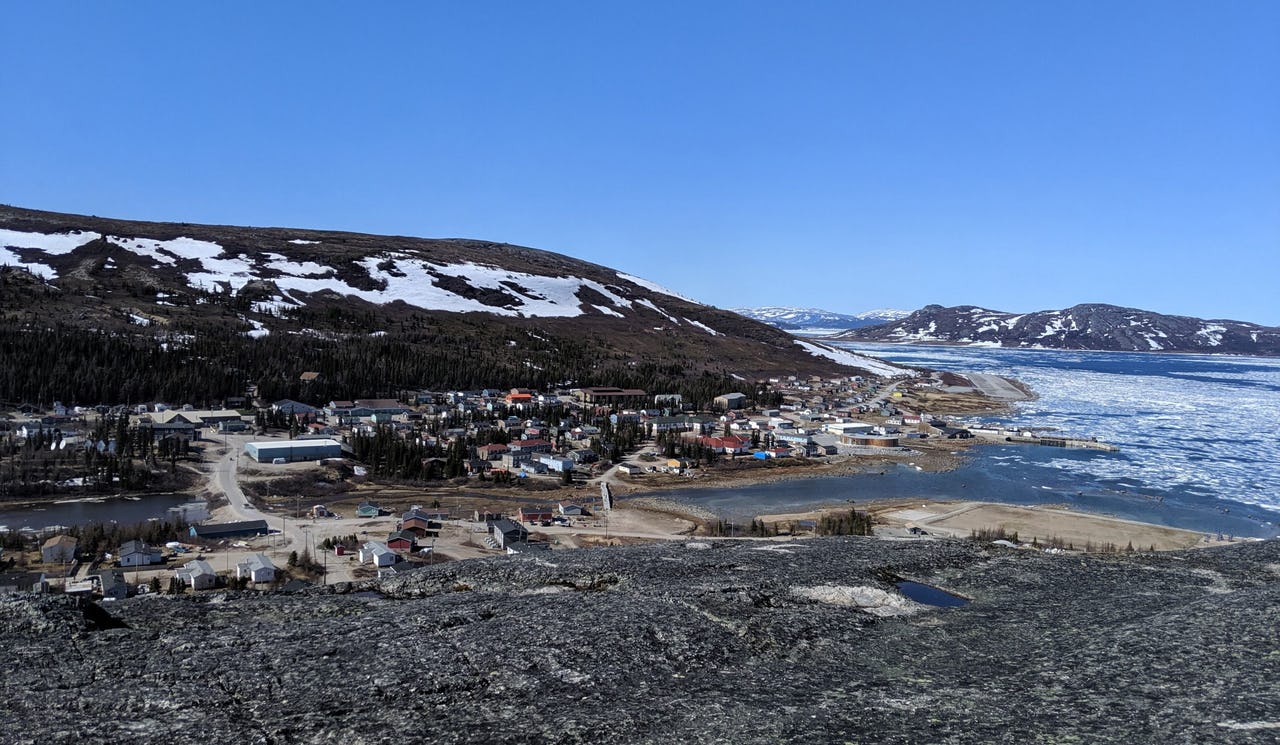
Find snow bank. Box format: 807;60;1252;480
795;340;913;378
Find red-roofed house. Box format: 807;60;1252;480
698;435;751;455
508;439;553;455
477;443;510;460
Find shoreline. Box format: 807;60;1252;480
622;495;1250;552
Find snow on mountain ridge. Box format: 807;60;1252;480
837;303;1280;356
0;227;724;328
732;306;913;332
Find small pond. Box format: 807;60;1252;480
896;580;970;608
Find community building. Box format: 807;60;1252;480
243;439;342;463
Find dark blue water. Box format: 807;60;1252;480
896;581;970;607
0;495;206;532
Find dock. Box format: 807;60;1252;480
1005;434;1120;452
970;428;1119;452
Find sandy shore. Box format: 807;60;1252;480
751;498;1233;551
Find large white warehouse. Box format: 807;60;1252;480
244;439;343;463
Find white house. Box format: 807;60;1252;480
236;554;276;584
359;541;396;567
118;540;164;567
176;559;217;590
538;455;574;472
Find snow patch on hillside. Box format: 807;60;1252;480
683;318;720;336
636;298;682;325
616;272;701;304
0;228;102;254
263;253;332;276
795;341;913;378
0;228;104;278
267;255;634;318
106;237;178;265
1197;324;1226;347
188;254;256;293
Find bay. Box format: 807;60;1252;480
0;494;207;533
649;343;1280;538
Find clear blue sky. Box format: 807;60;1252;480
3;2;1277;324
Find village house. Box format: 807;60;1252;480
272;399;321;417
517;506;554;524
0;571;48;593
538;455;574;472
360;541;396;567
500;452;531;470
236;554;277;584
477;443;509;460
697;435;751;455
325;400;358;418
713;392;747;410
353;399;409;416
96;569;129;600
176;559;218;590
666;458;695;474
305;422;336;436
386;530;417;552
489;518;529;549
41;535;78;564
508;438;553;455
401;508;443;536
572;386;647;407
506;389;535;406
151;419;199;443
118;539;164;567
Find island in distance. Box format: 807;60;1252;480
738;303;1280;356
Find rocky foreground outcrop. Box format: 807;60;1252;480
3;537;1279;744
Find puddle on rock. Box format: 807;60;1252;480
895;581;970;608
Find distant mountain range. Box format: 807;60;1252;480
832;303;1280;356
0;206;907;405
731;307;911;334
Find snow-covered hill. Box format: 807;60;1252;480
0;206;911;380
835;304;1280;356
732;306;911;334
